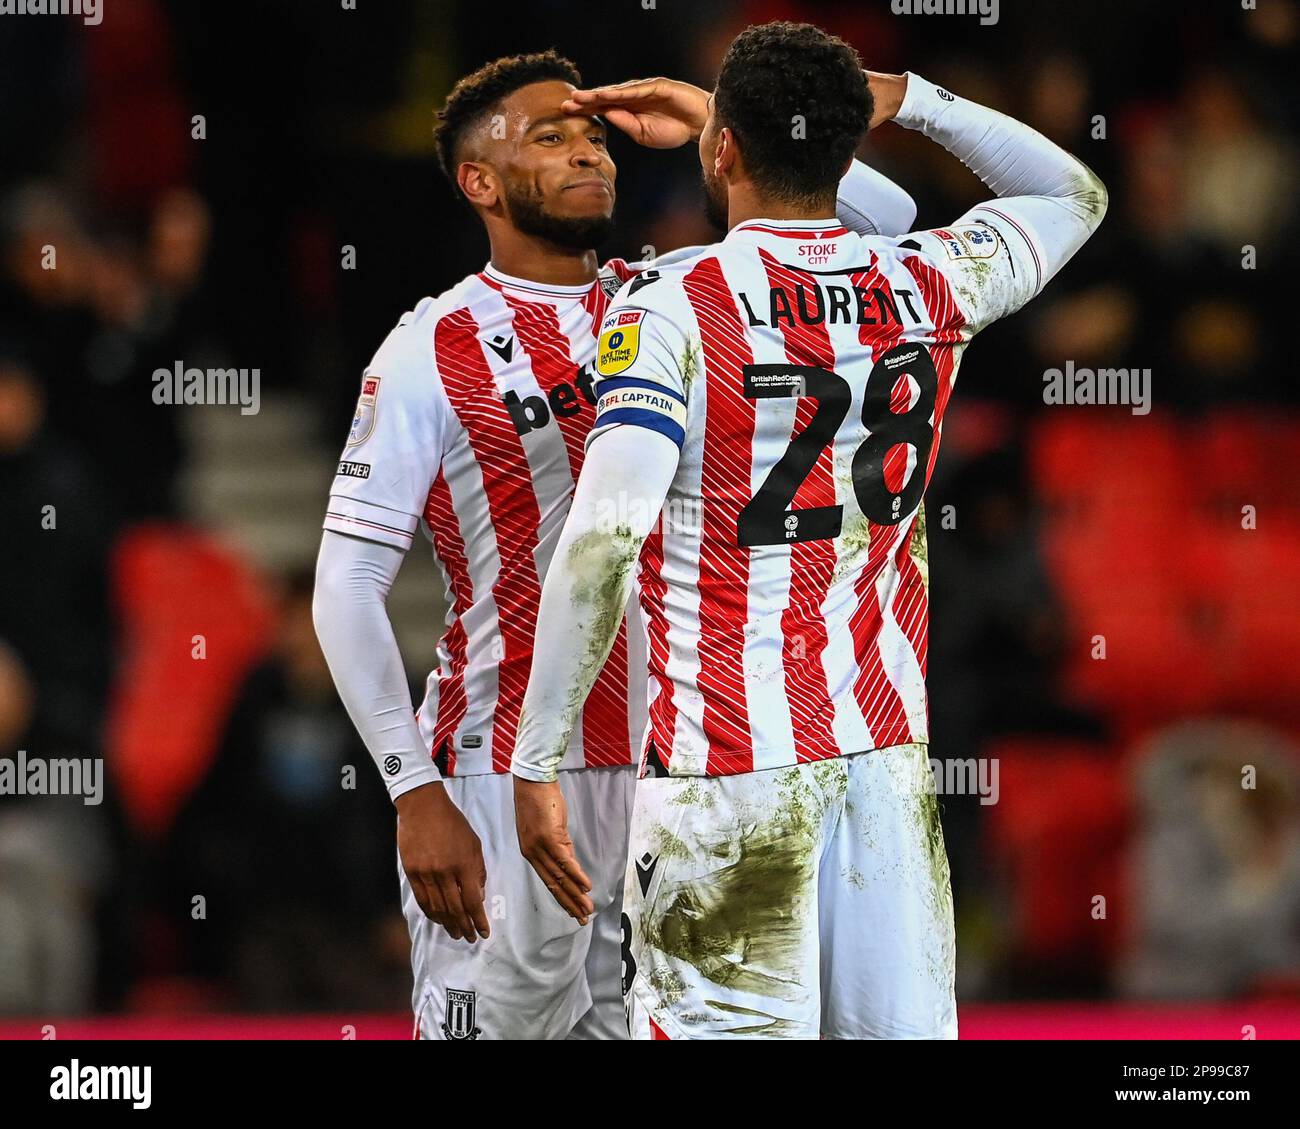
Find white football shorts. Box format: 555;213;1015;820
621;744;957;1039
402;764;634;1040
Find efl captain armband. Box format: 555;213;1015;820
593;377;687;448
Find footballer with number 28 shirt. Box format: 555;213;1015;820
512;23;1107;1039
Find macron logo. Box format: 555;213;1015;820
50;1060;151;1110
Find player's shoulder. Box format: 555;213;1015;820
879;220;1008;273
603;239;713;279
597;257;640;294
365;274;485;387
604;243;716;319
381;273;485;345
593;247;717;384
868;219;1016;331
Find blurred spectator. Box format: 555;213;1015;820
1121;721;1300;1000
1181;69;1298;254
927;433;1104;963
0;351;118;1017
162;572;407;1012
0;349;116;752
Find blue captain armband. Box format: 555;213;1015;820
592;377;687;449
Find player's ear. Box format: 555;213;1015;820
458;161;499;209
715;127;738;179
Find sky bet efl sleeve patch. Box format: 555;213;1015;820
346;375;381;445
931;224;1001;261
596;308;646;376
593;377;688;448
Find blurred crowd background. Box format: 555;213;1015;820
2;0;1299;1022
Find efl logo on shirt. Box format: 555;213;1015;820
932;229;965;260
597;309;645;376
347;376;381;445
933;226;999;261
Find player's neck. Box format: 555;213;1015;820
487;230;600;287
726;186;837;231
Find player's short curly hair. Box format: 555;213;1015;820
434;50;583;180
714;22;872;208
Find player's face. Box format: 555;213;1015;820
492;80;617;250
697;96;729;231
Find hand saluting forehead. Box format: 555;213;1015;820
562;77;711;150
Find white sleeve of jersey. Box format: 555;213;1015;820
512;281;690;781
585;280;697;452
323;305;453;550
313;529;442;799
894;72;1108;332
835;157;917;237
512;424;680;782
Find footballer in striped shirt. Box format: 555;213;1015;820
513;23;1107;1039
313;48;918;1039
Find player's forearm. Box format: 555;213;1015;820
897;72;1107;280
511;427;679;782
313;529;441;800
896;71;1105;217
510;526;638;783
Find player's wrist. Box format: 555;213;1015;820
510;760;558;785
865;71;908;128
892;72;943;132
672;80;710;139
393;778;449;814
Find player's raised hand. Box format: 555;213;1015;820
562;78;710;149
395;782;491;943
865;71;909;131
513;777;595;924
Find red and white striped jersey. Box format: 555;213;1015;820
589;213;1040;776
325;258;648;776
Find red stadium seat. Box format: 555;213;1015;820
1029;411;1188;519
1195;412;1300;518
981;738;1130;967
105;524;275;840
1028;411;1300;727
1194;519;1300;709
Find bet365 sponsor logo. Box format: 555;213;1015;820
503;363;599;436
